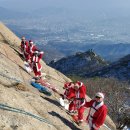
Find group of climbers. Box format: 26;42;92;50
62;81;107;130
20;36;44;78
20;36;107;130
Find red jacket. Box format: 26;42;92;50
75;82;86;99
85;100;107;130
75;81;86;108
21;41;29;53
28;44;38;56
31;51;44;71
63;82;75;100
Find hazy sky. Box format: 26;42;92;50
0;0;130;12
1;0;130;22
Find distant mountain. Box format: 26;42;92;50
40;45;65;64
48;50;108;76
85;54;130;81
47;41;130;62
0;7;29;19
32;7;68;17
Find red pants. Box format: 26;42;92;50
24;53;29;62
69;101;76;112
69;102;85;121
33;67;41;77
78;106;85;121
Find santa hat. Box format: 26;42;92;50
34;51;39;54
64;82;73;89
95;92;104;99
29;40;33;44
75;81;83;88
64;82;70;89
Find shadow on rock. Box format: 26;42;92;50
48;111;82;130
41;96;60;107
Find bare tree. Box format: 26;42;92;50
117;106;130;130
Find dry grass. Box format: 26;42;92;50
15;83;29;91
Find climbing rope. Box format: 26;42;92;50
0;103;54;126
0;72;22;83
0;51;21;67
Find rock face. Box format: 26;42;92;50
49;50;107;76
0;22;116;130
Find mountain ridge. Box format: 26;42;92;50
49;50;107;76
85;54;130;82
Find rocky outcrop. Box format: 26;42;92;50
0;22;116;130
85;54;130;81
49;49;107;76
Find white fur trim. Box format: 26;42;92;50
36;63;42;72
36;56;38;62
93;124;98;129
33;56;35;62
30;45;33;53
78;119;83;122
95;101;104;109
40;51;44;54
79;82;83;87
78;99;85;108
89;101;104;116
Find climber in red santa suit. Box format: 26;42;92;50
31;50;44;78
62;82;76;113
85;92;108;130
27;40;38;62
20;36;29;61
63;82;75;99
73;81;87;125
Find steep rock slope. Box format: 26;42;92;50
0;22;116;130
